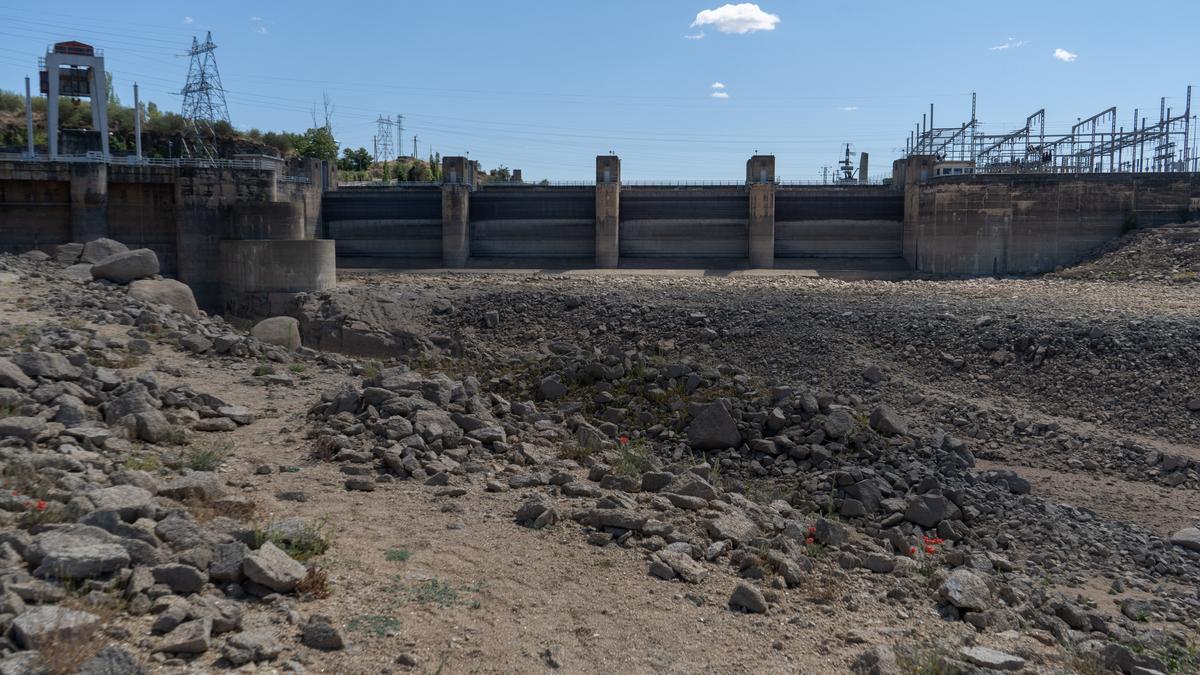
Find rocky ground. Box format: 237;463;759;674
0;231;1198;674
1051;223;1200;284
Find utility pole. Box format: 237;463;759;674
413;135;418;159
24;76;34;158
134;82;143;161
396;114;404;157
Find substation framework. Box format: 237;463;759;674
904;87;1197;174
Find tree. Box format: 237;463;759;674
293;126;337;161
338;146;371;172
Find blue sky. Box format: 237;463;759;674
1;1;1197;180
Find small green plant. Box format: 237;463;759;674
186;439;231;471
123;455;162;472
348;615;400;637
614;437;651;477
557;442;594;462
253;364;272;376
114;354;142;369
254;518;333;562
392;578;481;608
0;403;18;418
288;362;308;373
362;360;383;379
385;548;411;563
64;317;87;330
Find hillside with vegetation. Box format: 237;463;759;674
0;88;508;183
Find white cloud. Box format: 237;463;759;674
183;16;193;24
1053;48;1077;62
684;31;705;40
250;16;263;21
711;82;726;89
841;106;858;112
256;25;268;34
691;3;780;35
711;91;729;99
989;37;1025;51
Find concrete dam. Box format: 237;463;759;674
2;152;1199;318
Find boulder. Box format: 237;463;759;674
251;316;302;351
11;351;81;381
91;248;159;283
242;541;307;592
728;581;768;613
868;405;908;436
54;242;84;264
156;617;212;654
939;568;991;611
128;279;200;318
301;615;346;651
81;237;130;263
223;630;283;666
0;357;34;389
0;416;46;443
1169;527;1200;552
686;402;741;451
74;645;147;675
34;541;130;580
10;605;100;649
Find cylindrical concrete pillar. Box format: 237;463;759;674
69;162;108;242
225;201;305;240
219;239;336;317
746;155;776;268
748;183;776;268
441;184;470;267
595;155;621;268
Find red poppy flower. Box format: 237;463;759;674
925;545;936;554
909;546;917;555
804;537;814;545
35;500;47;511
807;526;817;534
618;435;629;446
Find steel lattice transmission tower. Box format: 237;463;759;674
374;115;395;164
179;31;230;159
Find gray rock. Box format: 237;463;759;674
251;317;302;351
823;409;856;439
301;615;346;651
243;541;307;593
210;541;249;582
55;242;84;263
128;279;200;319
91;248;159;283
81;237;130;264
904;493;960;529
863;554;896;574
0;416;46;443
515;493;558;529
11;351;81;381
868;405;908;436
10;605;100;649
640;471;674;492
704;511;759;544
686;402;741;451
1169;527;1200;552
34;541;130;580
0;357;34;389
217;405;255;425
851;645;900;675
959;645;1025;671
179;334;213;354
158;472;224;502
653;550;707;583
939;568;991;611
151;563;208;594
74;644;147;675
157;617;212;654
88;484;155;521
538;376;568;400
223;630;283;666
64;262;94;281
728;581;768;613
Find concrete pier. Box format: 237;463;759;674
69;163;107;242
441;156;471;267
747;155;776;268
595;155;621;268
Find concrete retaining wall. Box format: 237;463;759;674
324;189;442;266
907;173;1200;275
471;187;594;259
219;239;336;317
620;188;747;260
